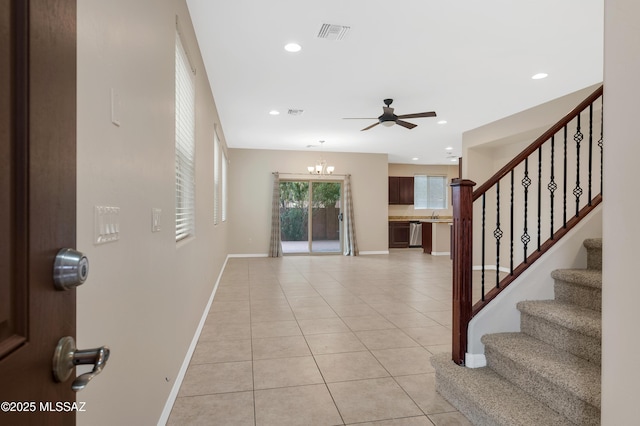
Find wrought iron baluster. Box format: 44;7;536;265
573;115;583;216
510;170;514;275
521;158;531;263
588;103;593;204
481;193;486;301
494;182;503;288
548;136;557;239
537;147;542;251
599;97;604;196
563;126;568;227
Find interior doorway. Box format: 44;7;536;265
279;180;342;254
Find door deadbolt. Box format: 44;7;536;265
53;248;89;291
53;336;110;392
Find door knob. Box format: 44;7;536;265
52;336;110;392
53;248;89;291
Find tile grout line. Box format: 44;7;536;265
248;261;257;426
173;253;465;425
283;261;348;425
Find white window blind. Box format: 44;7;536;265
414;175;447;209
175;30;196;241
221;149;228;222
213;131;220;225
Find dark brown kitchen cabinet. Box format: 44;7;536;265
388;176;414;205
388;177;400;204
389;221;410;248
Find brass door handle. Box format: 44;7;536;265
53;336;110;392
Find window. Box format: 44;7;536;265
221;149;228;222
213;130;220;225
414;175;447;209
213;131;228;224
175;28;196;241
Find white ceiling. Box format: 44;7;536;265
186;0;603;165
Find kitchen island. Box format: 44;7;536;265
421;219;452;256
388;217;452;255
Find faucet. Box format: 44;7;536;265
431;211;439;219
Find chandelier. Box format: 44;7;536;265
307;141;335;175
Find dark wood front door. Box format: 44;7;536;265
0;1;77;424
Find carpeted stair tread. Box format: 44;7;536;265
551;268;602;289
584;238;602;270
583;238;602;250
482;332;601;408
431;353;574;426
517;300;601;339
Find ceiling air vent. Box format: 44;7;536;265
317;24;350;41
288;109;304;116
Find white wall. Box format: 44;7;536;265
227;148;389;255
602;0;640;421
76;1;227;424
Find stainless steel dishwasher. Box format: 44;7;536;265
409;221;422;247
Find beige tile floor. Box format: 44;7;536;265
168;249;472;426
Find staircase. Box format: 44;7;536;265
432;238;602;426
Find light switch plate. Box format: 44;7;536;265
152;208;161;233
95;206;120;244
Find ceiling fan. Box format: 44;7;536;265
344;98;437;131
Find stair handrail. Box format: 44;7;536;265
451;85;603;365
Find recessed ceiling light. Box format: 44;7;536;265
446;147;453;150
412;157;419;161
437;120;447;125
284;43;302;53
269;110;280;115
450;158;458;162
532;72;548;80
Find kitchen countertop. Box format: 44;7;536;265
388;216;453;223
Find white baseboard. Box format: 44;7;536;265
465;352;487;368
473;264;510;273
431;251;451;256
227;251;400;257
228;252;393;257
157;255;230;426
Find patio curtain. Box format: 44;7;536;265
268;172;283;257
343;174;359;256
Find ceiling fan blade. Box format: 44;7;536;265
395;119;417;129
361;122;380;131
397;111;437;119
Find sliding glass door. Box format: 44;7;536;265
311;181;341;253
280;180;342;254
279;181;310;254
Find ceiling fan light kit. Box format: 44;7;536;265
343;98;437;131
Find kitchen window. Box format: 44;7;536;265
414;175;447;209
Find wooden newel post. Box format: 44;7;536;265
451;179;475;365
